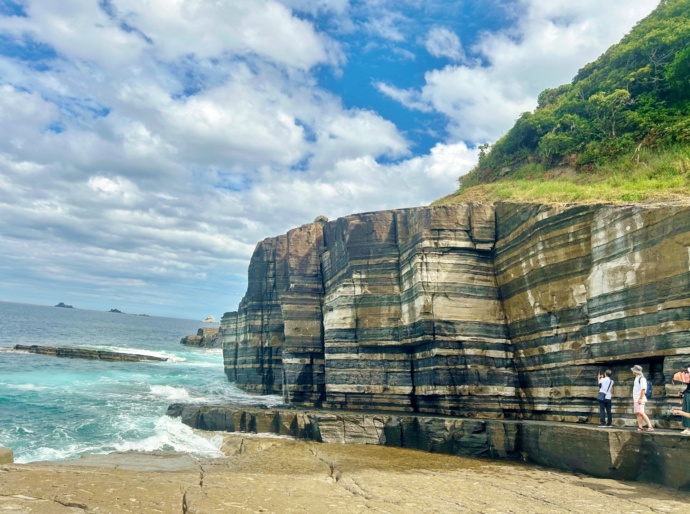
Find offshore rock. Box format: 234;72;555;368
180;327;222;348
13;345;167;362
221;203;690;426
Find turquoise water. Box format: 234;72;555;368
0;301;281;463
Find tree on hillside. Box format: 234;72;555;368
461;0;690;187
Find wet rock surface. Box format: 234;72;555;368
180;327;222;348
169;403;690;489
13;345;168;362
1;436;689;513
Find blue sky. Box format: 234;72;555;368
0;0;659;320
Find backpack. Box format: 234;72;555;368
637;376;653;399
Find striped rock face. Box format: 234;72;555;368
222;203;690;424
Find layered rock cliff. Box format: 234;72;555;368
221;203;690;425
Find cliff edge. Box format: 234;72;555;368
221;202;690;426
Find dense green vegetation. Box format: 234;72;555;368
436;145;690;205
458;0;690;195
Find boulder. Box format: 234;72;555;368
180;327;221;348
0;446;13;464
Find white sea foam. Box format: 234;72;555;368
3;383;49;391
113;416;224;458
178;361;223;368
20;446;76;463
97;346;187;363
20;443;107;464
149;385;195;402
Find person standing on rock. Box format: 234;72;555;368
672;365;690;435
597;370;614;427
631;365;654;432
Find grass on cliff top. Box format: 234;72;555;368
435;145;690;206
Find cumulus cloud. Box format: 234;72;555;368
0;0;342;71
425;27;464;61
379;0;659;142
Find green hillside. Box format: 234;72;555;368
444;0;690;204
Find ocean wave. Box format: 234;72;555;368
113;416;224;458
20;443;108;464
2;383;50;391
149;385;196;402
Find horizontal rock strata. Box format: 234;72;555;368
168;403;690;490
221;203;690;426
13;345;167;362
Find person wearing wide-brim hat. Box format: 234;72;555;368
631;365;654;432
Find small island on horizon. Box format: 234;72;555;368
54;302;74;309
109;309;123;313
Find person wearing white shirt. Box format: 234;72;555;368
597;370;614;427
631;364;654;432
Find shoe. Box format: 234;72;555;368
598;425;607;428
605;424;612;427
681;429;690;435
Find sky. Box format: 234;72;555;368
0;0;659;321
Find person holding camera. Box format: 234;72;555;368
597;369;614;427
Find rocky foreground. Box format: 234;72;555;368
169;403;690;489
1;435;689;513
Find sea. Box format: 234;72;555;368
0;301;281;464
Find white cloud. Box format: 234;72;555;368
0;0;341;71
0;85;60;151
374;82;433;113
363;10;407;41
425;27;464;61
113;0;342;69
0;0;420;317
379;0;659;142
309;108;410;170
0;1;148;69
